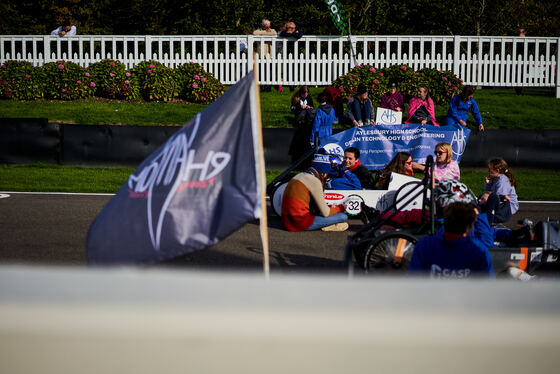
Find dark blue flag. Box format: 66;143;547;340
87;73;263;264
320;123;471;170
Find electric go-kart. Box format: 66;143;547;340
342;157;560;278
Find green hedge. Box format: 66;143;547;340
0;60;223;104
331;64;464;105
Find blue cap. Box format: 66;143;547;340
311;152;342;175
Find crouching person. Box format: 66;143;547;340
408;202;494;278
282;152;349;232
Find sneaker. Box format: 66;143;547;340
321;222;349;232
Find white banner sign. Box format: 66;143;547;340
376;108;402;125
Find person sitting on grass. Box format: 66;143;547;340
445;85;484;131
380;82;404;112
348;83;375;127
281;151;348;232
408;201;494;278
405;85;439;126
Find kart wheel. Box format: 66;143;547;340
364;231;417;272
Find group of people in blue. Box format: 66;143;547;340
283;80;530;279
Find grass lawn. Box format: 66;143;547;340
0;87;558;129
1;163;559;201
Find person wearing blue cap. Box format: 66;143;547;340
281;151;349;232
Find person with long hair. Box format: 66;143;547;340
446;85;484;131
478;157;518;225
415;142;460;182
290;85;314;125
376;152;415;187
405;86;439;126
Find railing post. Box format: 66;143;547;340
145;35;152;60
247;35;254;80
556;37;560;99
43;35;51;64
453;35;461;78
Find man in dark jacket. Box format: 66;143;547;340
343;147;375;189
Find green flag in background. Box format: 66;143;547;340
325;0;348;35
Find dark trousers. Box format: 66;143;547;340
480;193;512;225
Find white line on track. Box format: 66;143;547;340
0;191;115;196
1;192;559;204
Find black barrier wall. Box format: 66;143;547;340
1;118;559;169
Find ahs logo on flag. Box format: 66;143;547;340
127;114;231;251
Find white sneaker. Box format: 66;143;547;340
321;222;349;232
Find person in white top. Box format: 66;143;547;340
51;22;77;37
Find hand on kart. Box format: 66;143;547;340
478;123;484;131
421;119;428;126
459;120;467;127
478;193;490;204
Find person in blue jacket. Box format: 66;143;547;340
408;201;494;278
309;93;335;144
326;168;362;190
445;85;484;131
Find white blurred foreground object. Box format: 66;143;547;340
1;265;560;374
508;266;536;281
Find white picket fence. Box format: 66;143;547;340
1;34;559;97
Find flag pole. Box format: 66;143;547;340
253;52;271;278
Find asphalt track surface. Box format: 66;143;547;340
1;192;559;271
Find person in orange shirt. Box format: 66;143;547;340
281;151;348;232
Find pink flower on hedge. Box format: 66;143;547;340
110;73;115;77
355;65;361;68
201;77;207;82
124;80;130;85
192;83;199;89
369;68;375;72
109;62;115;66
76;80;81;84
149;64;155;68
448;82;452;86
147;69;152;74
442;77;448;81
414;72;419;75
401;66;407;70
58;64;64;69
349;78;353;81
125;72;131;77
85;72;90;77
454;86;458;90
379;73;384;76
90;82;96;87
61;89;66;93
194;75;200;80
25;75;31;78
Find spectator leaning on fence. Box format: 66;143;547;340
51;22;76;37
253;19;276;57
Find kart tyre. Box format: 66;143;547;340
364;231;418;272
